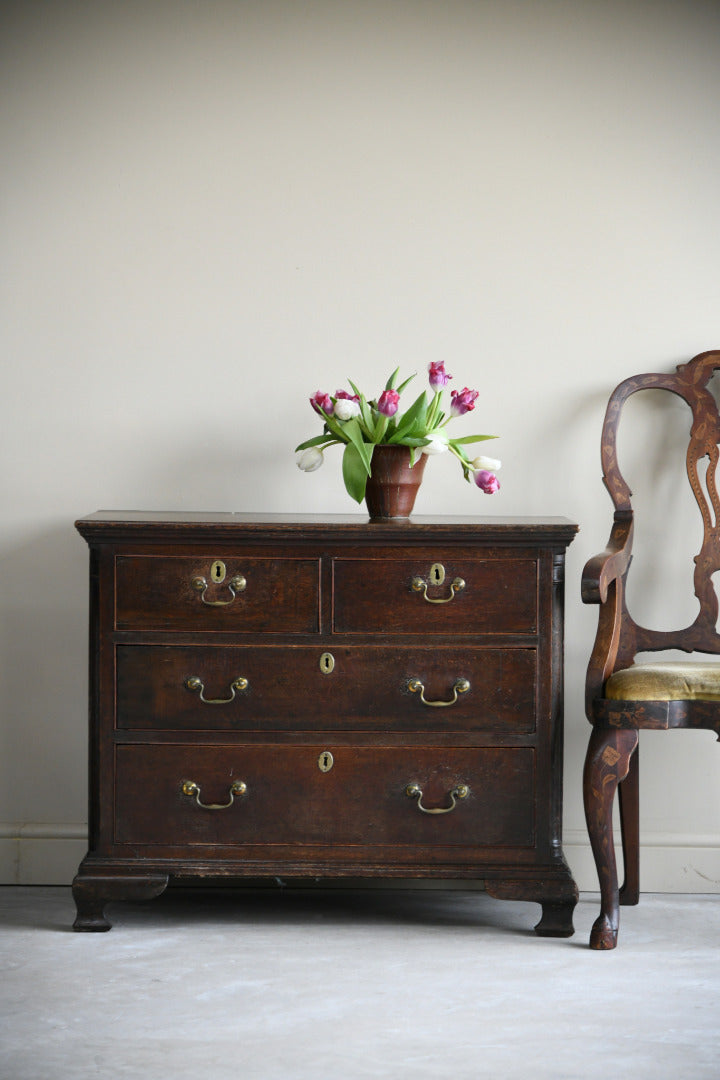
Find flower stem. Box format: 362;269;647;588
426;391;442;431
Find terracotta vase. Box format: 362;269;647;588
364;444;427;520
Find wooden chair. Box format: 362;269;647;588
582;349;720;949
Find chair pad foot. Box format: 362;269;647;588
589;914;618;950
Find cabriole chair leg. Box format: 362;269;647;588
583;726;639;949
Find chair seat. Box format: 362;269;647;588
605;660;720;701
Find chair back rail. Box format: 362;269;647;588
586;351;720;717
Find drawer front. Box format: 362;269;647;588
114;556;320;632
114;744;535;848
116;644;537;734
332;557;538;634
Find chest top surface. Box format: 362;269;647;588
76;511;578;547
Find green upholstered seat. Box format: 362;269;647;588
605;661;720;702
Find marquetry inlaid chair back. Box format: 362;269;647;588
582;349;720;949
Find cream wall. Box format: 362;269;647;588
2;0;720;890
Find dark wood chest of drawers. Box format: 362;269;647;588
72;512;578;935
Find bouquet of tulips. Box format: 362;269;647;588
295;362;500;504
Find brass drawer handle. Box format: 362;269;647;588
408;677;470;707
185;675;249;704
411;575;465;603
191;574;247;606
181;779;247;810
405;782;470;814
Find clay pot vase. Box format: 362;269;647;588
364;445;427;520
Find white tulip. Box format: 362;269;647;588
296;447;324;472
470;454;501;471
333;397;361;420
421;436;449;455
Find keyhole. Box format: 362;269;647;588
211;560;226;584
319;652;335;674
318;750;334;772
430;563;446;586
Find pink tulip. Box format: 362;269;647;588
377;389;400;417
474;469;500;494
335;389;360;403
310;391;334;416
450;387;479;416
428;361;452;390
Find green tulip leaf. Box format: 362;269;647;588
389;391;427;442
341;417;373;476
295;434;335;452
342;442;369;503
450;434;497;445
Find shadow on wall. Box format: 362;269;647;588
0;525;89;828
505;384;609;521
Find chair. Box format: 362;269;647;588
582;349;720;949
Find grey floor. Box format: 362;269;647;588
1;886;718;1080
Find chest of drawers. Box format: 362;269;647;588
72;512;578;936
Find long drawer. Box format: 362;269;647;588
332;556;538;634
114;744;536;849
114;556;320;632
115;644;537;734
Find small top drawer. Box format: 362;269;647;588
332;556;538;635
115;556;320;632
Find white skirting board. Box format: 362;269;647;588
0;824;719;891
562;829;720;893
0;825;88;885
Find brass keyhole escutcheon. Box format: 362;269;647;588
430;563;446;586
319;652;335;675
318;751;334;773
210;560;226;584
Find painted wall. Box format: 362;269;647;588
2;0;720;890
